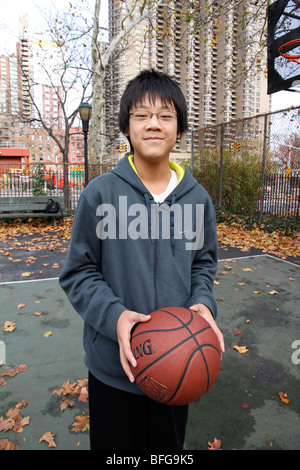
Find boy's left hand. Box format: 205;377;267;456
189;303;225;353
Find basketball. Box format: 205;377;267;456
130;306;221;405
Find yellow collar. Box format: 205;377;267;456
128;155;184;185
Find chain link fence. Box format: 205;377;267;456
1;106;299;218
191;106;300;218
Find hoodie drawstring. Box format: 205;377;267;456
143;193;176;255
170;194;176;255
144;193;153;244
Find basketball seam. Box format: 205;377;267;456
134;326;213;380
131;308;194;340
166;343;220;404
160;308;208;350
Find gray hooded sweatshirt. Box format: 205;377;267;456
59;156;218;394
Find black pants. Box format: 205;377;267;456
88;371;189;451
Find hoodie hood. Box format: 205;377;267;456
110;155;198;202
110;156;199;254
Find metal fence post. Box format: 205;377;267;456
219;123;224;209
260;114;268;219
190;125;194;176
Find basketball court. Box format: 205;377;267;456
0;250;299;450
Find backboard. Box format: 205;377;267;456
267;0;300;94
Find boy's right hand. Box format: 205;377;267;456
116;310;151;383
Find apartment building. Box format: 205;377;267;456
0;16;84;164
105;0;270;154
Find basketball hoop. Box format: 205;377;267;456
278;39;300;64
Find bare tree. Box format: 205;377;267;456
19;3;92;205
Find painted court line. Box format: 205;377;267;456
218;253;300;267
0;277;59;285
0;254;298;287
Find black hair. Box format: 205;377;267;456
118;69;188;153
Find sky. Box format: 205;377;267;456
1;0;107;54
1;0;300;111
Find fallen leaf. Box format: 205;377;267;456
39;431;56;448
44;330;53;337
233;328;242;336
0;438;19;450
78;386;88;403
21;272;33;277
16;399;28;409
208;437;222;450
17;303;26;309
71;414;89;433
0;377;7;387
3;321;16;332
253;290;261;294
243;268;252;272
233;345;249;354
59;398;75;411
269;290;279;295
279;392;289;404
34;312;42;316
241;402;249;408
0;402;29;434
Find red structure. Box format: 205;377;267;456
0;148;30;164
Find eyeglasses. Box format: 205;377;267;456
129;110;178;122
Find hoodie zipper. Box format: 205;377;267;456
153;236;158;310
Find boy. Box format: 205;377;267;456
59;69;224;450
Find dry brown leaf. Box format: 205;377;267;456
279;392;289;404
0;438;19;450
233;328;242;336
78;386;88;403
3;321;16;332
44;330;53;337
59;398;75;411
71;414;89;433
208;437;222;450
233;345;249;354
39;431;56;448
0;377;7;387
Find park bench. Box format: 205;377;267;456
0;196;66;227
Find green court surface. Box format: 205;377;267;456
0;254;299;450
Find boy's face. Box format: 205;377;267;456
126;95;180;163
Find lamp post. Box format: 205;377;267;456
79;102;92;187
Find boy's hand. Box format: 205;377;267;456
189;303;225;353
116;310;151;383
